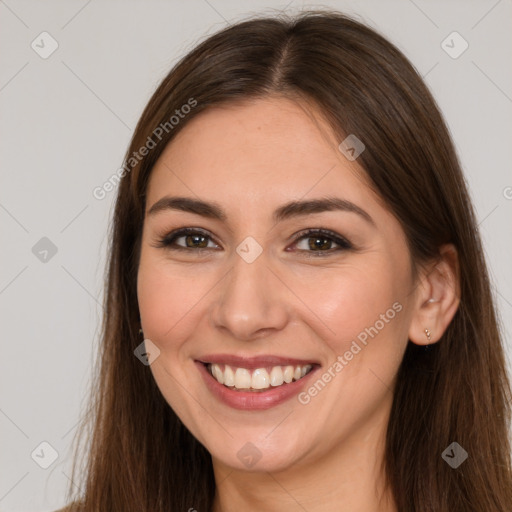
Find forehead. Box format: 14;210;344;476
145;96;377;217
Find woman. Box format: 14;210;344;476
60;9;512;511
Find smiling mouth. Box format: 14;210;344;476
204;362;314;392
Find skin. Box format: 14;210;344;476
137;96;459;512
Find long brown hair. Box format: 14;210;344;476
64;9;512;511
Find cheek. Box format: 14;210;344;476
295;259;408;350
137;254;195;348
137;251;223;363
291;261;410;436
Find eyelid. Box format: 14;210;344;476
153;227;221;251
287;228;353;255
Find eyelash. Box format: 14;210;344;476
153;227;353;257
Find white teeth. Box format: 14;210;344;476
224;365;234;386
251;368;270;389
208;363;313;391
283;366;294;383
270;366;284;386
212;363;224;384
234;367;251;389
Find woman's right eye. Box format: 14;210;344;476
154;228;220;252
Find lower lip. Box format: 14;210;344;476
195;361;318;410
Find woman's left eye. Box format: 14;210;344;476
289;229;352;256
154;227;352;256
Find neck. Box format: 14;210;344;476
211;395;397;512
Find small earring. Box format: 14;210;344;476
139;326;143;337
424;328;432;342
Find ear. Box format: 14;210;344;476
408;244;460;346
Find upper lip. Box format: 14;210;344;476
197;354;319;369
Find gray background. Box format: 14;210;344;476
1;1;511;510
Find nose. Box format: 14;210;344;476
209;250;289;341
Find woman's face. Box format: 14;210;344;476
137;96;419;473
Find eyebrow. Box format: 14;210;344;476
147;196;374;225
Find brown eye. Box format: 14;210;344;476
155;228;220;251
289;229;352;256
181;233;209;248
